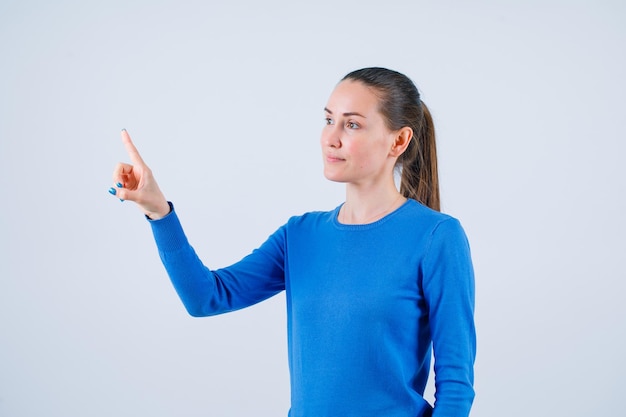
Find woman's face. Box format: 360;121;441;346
321;80;398;186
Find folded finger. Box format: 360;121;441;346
113;162;138;189
113;162;131;182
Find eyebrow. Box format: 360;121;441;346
324;107;367;118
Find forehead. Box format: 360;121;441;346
326;80;381;115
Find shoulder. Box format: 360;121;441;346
285;206;339;228
391;199;470;248
398;199;460;228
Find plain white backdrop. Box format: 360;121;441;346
1;1;625;416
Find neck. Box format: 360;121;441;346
340;181;406;225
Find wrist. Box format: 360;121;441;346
145;201;172;220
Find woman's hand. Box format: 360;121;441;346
110;129;171;220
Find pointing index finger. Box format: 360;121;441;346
121;129;145;165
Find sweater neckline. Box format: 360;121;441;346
332;199;413;230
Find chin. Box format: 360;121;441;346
322;170;348;183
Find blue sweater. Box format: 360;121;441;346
149;199;476;417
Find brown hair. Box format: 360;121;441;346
342;67;440;211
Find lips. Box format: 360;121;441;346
326;154;345;162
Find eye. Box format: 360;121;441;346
346;121;360;129
325;117;334;125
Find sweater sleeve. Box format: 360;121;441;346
422;217;476;417
148;203;286;317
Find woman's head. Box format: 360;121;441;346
328;67;440;211
321;78;412;191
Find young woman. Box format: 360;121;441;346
109;67;476;417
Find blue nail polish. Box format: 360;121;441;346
108;187;117;196
119;199;125;202
116;182;123;188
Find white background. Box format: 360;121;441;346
1;1;625;416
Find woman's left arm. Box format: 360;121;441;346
422;217;476;417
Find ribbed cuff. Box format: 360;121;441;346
148;202;190;252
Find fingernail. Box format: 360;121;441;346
108;187;117;196
119;199;125;202
121;128;127;132
116;182;123;188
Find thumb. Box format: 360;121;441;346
108;182;138;203
115;185;137;203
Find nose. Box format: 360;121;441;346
322;125;341;148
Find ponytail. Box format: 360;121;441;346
399;101;440;211
342;67;441;211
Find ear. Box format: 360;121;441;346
389;127;413;157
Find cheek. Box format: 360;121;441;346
358;143;391;170
346;142;372;168
342;139;358;155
